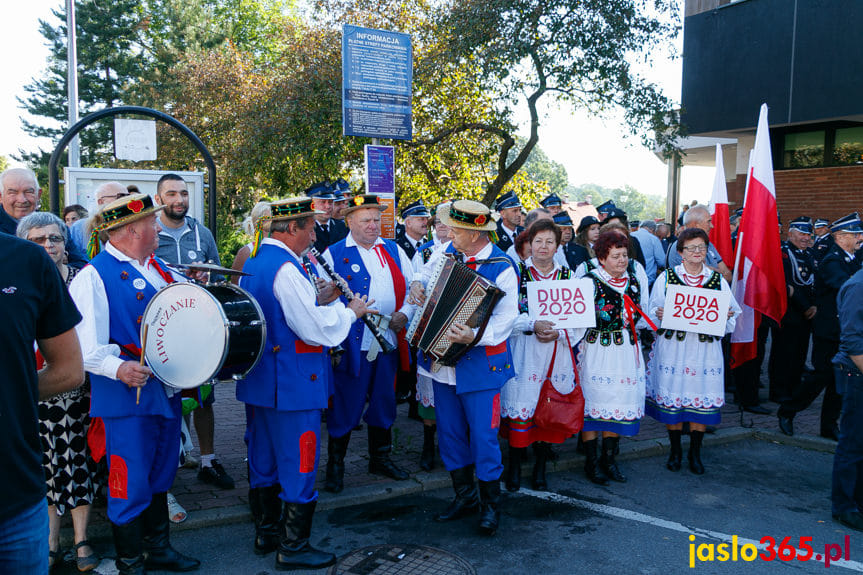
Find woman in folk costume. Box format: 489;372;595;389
575;229;655;485
501;219;580;492
645;228;740;474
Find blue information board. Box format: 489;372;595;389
342;25;413;140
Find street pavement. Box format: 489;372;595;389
59;438;860;574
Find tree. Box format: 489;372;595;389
571;183;665;222
18;0;145;169
421;0;680;205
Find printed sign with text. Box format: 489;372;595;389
527;279;596;329
661;285;730;337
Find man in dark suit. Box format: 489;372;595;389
395;200;431;260
812;218;834;263
494;191;524;253
771;217;817;413
306;182;347;253
779;213;863;439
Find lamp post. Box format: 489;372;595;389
66;0;80;168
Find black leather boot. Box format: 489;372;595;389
688;430;705;475
142;492;201;572
368;426;409;480
112;517;145;575
532;442;549;490
583;438;609;486
420;424;436;472
435;465;480;522
477;479;501;536
666;429;683;472
324;432;351;493
275;501;336;570
600;436;627;483
505;445;525;492
253;484;283;555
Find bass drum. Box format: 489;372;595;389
141;282;266;389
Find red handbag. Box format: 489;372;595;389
534;332;585;436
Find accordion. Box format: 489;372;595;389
406;255;505;368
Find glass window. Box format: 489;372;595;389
783;131;825;168
832;127;863;166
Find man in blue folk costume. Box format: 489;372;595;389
410;199;519;536
70;193;199;574
239;196;374;570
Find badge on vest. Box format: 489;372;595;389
351;264;361;273
188;250;198;261
133;278;147;290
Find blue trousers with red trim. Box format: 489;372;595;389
327;353;397;439
246;406;320;504
102;396;181;525
433;382;503;481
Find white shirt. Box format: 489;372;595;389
320;233;415;350
265;238;357;346
69;242;185;381
414;241;519;385
411;236;444;275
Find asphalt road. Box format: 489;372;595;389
59;438;862;575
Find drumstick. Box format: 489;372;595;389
137;324;148;405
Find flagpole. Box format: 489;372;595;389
66;0;80;168
730;149;754;293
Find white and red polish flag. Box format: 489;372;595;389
730;104;787;368
708;143;733;267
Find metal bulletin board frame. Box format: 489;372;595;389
63;167;206;225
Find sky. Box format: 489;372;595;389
0;1;716;206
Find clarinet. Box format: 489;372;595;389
309;248;396;355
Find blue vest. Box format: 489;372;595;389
418;243;517;394
238;243;329;411
88;252;176;418
326;238;405;377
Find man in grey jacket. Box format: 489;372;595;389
154;173;234;490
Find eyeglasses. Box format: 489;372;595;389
29;234;65;245
683;245;707;253
100;192;130;202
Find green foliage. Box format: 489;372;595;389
569;183;665;222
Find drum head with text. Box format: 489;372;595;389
141;283;229;388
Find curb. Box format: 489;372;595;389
60;426;832;545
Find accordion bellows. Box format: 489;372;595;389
406;255;505;369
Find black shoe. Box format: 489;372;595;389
112;517;145;575
666;430;682;472
367;426;409;480
531;443;548;491
600;437;627;483
325;433;350;493
704;425;717;435
276;502;336;570
583;438;609;486
477;480;501;536
436;466;480;522
833;511;863;532
821;424;840;441
505;446;524;492
142;493;201;572
742;404;771;415
198;460;235;490
420;425;436;472
251;485;282;555
778;415;794;436
688;431;705;475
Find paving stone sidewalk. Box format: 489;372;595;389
62;373;830;544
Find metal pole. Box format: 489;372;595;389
66;0;80;168
666;152;681;225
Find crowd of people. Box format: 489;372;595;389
2;166;862;574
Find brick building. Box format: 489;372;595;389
674;0;863;224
